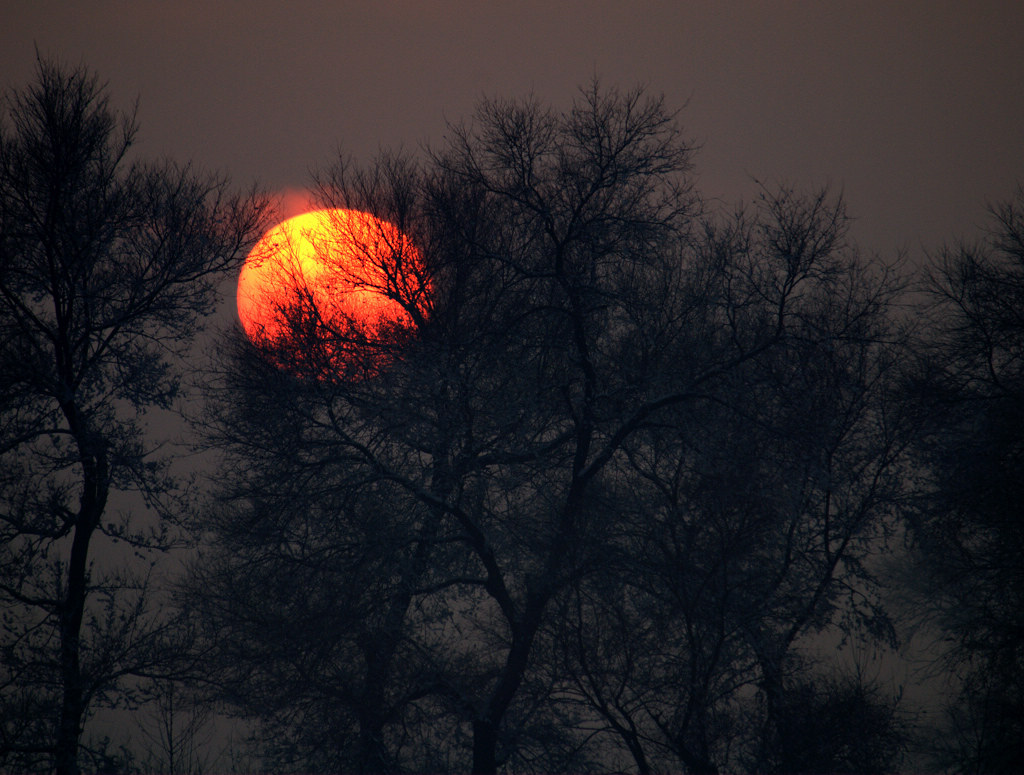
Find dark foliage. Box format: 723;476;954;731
908;186;1024;773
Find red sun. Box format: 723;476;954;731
237;208;428;378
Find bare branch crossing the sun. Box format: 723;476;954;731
236;208;430;378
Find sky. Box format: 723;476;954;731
3;1;1023;261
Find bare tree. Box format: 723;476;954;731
551;186;912;773
0;57;268;774
194;85;912;773
133;679;214;775
186;152;461;773
907;185;1024;774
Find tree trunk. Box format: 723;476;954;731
55;516;97;775
355;709;389;775
471;719;499;775
470;593;548;774
54;419;108;775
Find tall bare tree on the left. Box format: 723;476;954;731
0;58;268;774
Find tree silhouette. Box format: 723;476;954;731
553;187;912;773
752;672;905;773
908;185;1024;773
188;154;454;773
0;58;268;774
193;85;911;773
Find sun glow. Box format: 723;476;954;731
237;208;427;377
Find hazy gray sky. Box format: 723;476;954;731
3;1;1023;257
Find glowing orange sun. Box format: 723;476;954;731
237;208;427;377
